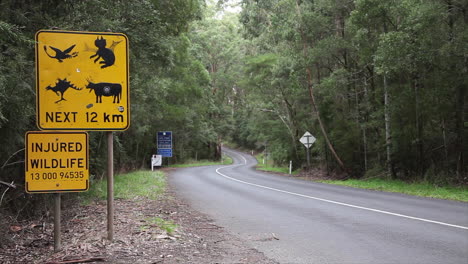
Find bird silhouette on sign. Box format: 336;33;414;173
43;44;78;62
45;78;81;103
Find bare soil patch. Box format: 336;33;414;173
292;167;346;181
0;186;277;264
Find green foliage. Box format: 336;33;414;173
169;155;233;168
255;153;297;174
236;0;467;183
0;0;466;221
0;0;214;219
321;178;468;202
141;216;178;235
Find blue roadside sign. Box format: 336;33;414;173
157;131;172;157
157;148;172;157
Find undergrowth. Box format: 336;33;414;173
80;170;165;204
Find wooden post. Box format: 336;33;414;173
54;193;61;252
107;132;114;241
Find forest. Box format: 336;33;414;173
0;0;466;219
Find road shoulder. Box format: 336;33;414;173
1;181;277;264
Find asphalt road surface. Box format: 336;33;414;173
169;148;468;264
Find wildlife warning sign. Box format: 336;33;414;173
25;131;89;193
35;30;129;130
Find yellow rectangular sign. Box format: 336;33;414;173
35;30;129;130
25;131;89;193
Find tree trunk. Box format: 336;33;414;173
216;135;222;161
413;73;424;176
281;92;300;158
455;82;466;179
294;0;348;174
383;75;394;178
447;0;466;180
362;76;369;172
441;117;448;166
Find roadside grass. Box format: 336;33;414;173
256;163;291;174
320;178;468;202
140;217;178;235
79;170;165;204
254;153;298;175
252;153;467;202
169;155;233;168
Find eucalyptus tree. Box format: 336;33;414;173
238;0;466;182
240;0;353;172
350;0;466;180
188;2;247;159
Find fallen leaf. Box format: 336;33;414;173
10;225;22;232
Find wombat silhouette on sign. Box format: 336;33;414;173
89;36;121;69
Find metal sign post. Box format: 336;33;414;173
54;193;61;251
299;132;316;168
107;132;114;241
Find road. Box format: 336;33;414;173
169;148;468;264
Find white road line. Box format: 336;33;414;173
241;155;247;164
216;153;468;231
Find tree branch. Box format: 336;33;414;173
1;148;25;169
0;180;16;188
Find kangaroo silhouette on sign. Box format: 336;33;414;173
43;44;78;62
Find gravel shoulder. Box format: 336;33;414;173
0;175;277;264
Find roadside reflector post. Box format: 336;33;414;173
107;131;114;241
289;160;292;175
54;193;61;252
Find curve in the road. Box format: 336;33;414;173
170;148;468;264
216;151;468;230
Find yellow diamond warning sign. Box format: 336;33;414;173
35;30;129;130
25;131;89;193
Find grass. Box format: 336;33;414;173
254;153;298;175
253;153;467;202
78;171;177;235
169;155;233;168
140;217;178;235
256;164;291;174
320;178;468;202
80;170;165;204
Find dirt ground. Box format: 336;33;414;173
0;183;277;264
